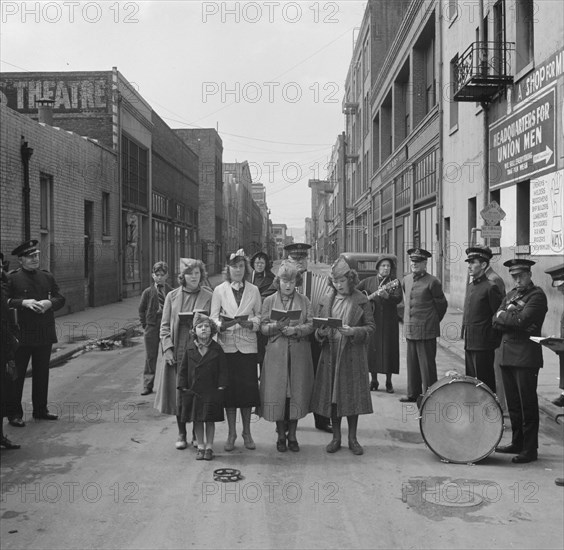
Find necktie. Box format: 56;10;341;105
157;284;165;310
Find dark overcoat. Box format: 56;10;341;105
356;274;402;375
177;340;228;422
138;283;173;328
402;272;447;340
463;274;503;350
6;268;65;345
492;283;548;368
310;289;375;417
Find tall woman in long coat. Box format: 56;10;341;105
356;255;402;393
155;259;213;450
311;256;375;456
260;261;314;452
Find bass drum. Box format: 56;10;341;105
419;374;503;464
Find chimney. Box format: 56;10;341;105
36;98;55;125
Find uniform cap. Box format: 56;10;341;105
465;245;493;263
11;239;39;257
284;243;311;257
407;247;432;262
503;258;535;274
545;263;564;287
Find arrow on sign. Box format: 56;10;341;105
533;146;553;165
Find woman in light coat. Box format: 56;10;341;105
155;259;213;450
210;249;262;452
260;261;314;452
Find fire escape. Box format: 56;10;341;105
453;40;515;102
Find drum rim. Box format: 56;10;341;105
419;376;504;464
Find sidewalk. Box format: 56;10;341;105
437;305;563;420
48;285;563;419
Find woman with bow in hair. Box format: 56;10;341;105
155;258;213;450
357;255;402;393
311;256;375;456
210;249;262;451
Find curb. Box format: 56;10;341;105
48;322;142;369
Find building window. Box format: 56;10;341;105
122;135;148;209
516;180;530;246
444;217;451;292
102;192;110;236
152;192;168;217
414;150;437;202
450;54;459;129
176;202;185;221
468;196;477;244
488;190;501;248
425;38;436;113
372;113;380;172
515;0;534;73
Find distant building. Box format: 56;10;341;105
272;223;288;259
174;128;224;274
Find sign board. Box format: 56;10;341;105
489;85;556;189
530;168;564;256
481;225;502;239
480;201;506;225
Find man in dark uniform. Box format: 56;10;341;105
400;248;448;404
284;242;332;433
494;259;547;463
544;263;564;486
6;240;65;426
462;245;503;392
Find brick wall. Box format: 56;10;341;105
0;105;119;313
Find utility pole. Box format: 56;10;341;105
341;131;347;252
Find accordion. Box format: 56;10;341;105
298;271;331;314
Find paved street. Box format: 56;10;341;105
1;322;562;549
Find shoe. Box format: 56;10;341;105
8;417;25;428
224;434;236;452
192;439;198;448
276;438;287;453
326;438;342;453
370;380;379;391
287;438;299;452
242;433;256;450
399;397;417;403
495;444;523;454
315;423;333;434
140;388;152;396
386;384;394;394
555;478;564;486
512;453;537;464
32;412;58;420
0;436;21;450
348;439;364;456
196;448;205;460
204;449;214;461
551;395;564;407
175;435;188;450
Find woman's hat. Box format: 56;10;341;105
227;249;247;265
331;256;351;278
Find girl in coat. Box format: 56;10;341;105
311;256;375;456
260;261;314;452
155;259;213;450
210;249;262;452
177;313;227;461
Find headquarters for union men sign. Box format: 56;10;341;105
489;84;556;189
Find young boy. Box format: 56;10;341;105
139;261;171;395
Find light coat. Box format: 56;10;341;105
259;292;314;421
210;281;262;354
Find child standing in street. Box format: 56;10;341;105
138;262;171;395
177;313;227;461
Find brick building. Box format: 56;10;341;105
0;104;119;312
0;68;200;296
174;128;224;274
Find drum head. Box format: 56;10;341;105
419;376;503;464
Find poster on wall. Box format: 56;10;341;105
530;168;564;255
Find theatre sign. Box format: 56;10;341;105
489;84;556;190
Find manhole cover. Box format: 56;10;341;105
422;486;483;508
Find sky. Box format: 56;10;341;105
0;0;368;241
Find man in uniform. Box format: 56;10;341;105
6;240;65;426
462;245;503;391
284;242;332;433
400;248;448;404
494;259;547;463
